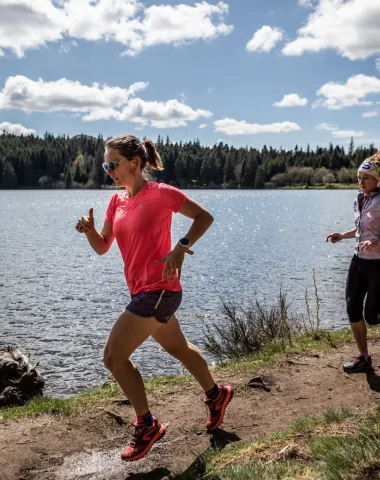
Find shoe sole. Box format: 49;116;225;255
121;424;166;462
206;387;234;431
343;365;373;374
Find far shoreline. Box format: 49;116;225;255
0;184;360;191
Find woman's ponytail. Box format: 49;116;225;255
143;139;164;171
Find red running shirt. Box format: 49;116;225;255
104;182;188;294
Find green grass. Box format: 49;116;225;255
192;406;380;480
0;373;194;421
2;326;380;422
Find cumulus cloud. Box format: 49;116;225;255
0;0;67;58
283;0;380;60
0;75;148;113
0;0;233;57
213;118;301;135
332;130;365;138
0;75;212;128
315;74;380;110
89;98;213;128
273;93;308;107
246;26;283;53
362;111;378;118
199;124;208;128
0;122;37;135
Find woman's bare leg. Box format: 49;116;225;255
151;315;215;392
350;319;368;357
103;310;161;416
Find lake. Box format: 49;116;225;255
0;189;357;397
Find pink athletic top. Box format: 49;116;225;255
104;182;188;294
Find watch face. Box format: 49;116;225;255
180;237;190;246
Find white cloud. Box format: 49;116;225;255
0;122;36;135
273;93;308;107
246;26;283;53
199;124;208;128
213;118;301;135
315;74;380;110
120;2;233;56
362;111;378;118
283;0;380;60
316;123;338;131
0;75;148;113
376;58;380;71
0;0;233;57
332;130;365;138
0;0;67;58
101;98;213;128
316;123;367;139
0;75;212;128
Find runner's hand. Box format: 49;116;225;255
359;240;380;252
326;232;343;243
76;208;95;234
156;246;186;281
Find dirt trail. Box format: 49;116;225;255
2;341;380;480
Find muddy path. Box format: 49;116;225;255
2;341;380;480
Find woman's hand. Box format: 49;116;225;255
359;240;380;252
156;245;187;281
76;208;95;234
326;232;343;243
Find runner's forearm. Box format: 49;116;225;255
342;228;357;239
85;229;109;255
184;212;214;246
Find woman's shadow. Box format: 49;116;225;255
366;367;380;392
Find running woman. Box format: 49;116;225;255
326;152;380;373
75;135;233;462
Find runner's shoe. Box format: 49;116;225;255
121;417;166;462
204;384;233;431
343;354;372;373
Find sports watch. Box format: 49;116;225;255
178;237;191;249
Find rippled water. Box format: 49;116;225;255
0;189;356;397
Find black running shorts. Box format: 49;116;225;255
346;255;380;325
126;289;182;324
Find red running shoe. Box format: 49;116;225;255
121;417;166;462
204;385;233;431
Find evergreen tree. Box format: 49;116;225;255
223;156;235;184
254;166;265;189
2;161;18;188
64;164;72;188
89;146;105;187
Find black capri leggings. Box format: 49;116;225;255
346;255;380;325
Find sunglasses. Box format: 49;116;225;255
102;160;121;172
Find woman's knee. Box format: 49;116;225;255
364;313;380;326
103;343;131;371
346;298;363;324
103;344;114;371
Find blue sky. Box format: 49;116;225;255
0;0;380;150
